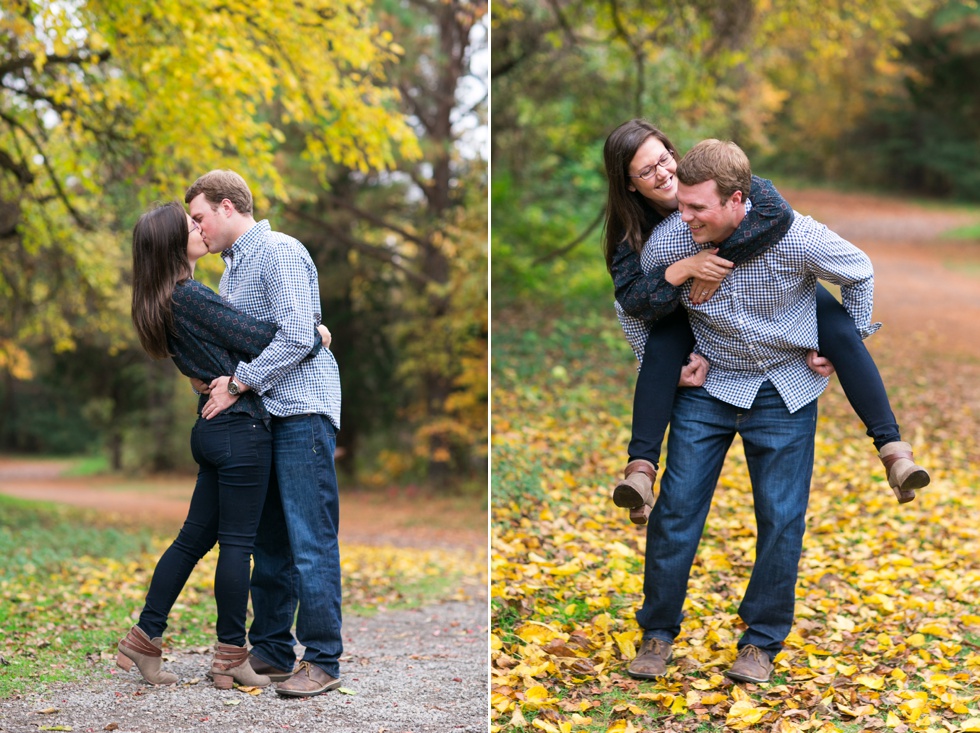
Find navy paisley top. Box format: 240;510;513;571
611;176;794;322
167;279;320;422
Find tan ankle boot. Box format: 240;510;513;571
878;441;930;503
612;459;658;525
211;643;272;689
116;626;178;685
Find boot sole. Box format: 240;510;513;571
892;468;930;503
208;669;292;683
612;484;644;509
900;469;930;491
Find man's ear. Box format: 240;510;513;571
730;190;744;206
220;199;235;217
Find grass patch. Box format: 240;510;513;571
944;260;980;277
59;454;112;477
941;222;980;239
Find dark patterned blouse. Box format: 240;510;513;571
611;176;794;322
167;279;320;421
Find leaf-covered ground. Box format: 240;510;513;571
491;193;980;733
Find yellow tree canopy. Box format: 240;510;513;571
0;0;421;369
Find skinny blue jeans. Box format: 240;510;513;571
637;382;816;659
248;414;343;678
138;413;272;646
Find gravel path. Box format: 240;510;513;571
0;598;488;733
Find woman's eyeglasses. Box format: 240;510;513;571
628;150;674;181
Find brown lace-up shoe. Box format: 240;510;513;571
275;661;341;698
725;645;774;684
627;638;673;679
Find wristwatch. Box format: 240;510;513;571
227;377;242;396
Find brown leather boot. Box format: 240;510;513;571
612;459;657;525
211;643;272;689
116;626;178;686
878;441;930;503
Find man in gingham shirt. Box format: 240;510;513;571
624;141;876;685
187;170;343;698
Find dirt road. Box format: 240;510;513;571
786;188;980;352
0;458;486;550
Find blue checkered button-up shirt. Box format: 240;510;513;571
220;220;341;428
617;205;880;413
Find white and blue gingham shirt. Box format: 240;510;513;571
220;220;341;428
617;206;880;413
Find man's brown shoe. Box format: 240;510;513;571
725;645;774;684
627;638;672;679
248;654;295;683
275;661;341;698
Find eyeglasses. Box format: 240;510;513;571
628;150;674;181
190;219;201;234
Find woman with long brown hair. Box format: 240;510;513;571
119;200;326;689
603;120;929;524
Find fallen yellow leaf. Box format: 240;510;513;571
906;633;927;648
726;699;769;725
854;674;885;690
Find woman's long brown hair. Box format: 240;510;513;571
131;201;191;359
601;120;677;271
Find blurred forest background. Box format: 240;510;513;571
0;0;488;489
491;0;980;306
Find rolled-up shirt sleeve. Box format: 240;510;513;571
803;218;881;339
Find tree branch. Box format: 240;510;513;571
532;206;605;265
322;194;432;250
0;147;33;185
286;206;434;288
0;111;93;230
0;48;110;77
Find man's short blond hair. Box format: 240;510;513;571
676;139;751;203
184;170;254;215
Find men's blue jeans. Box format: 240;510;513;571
248;414;343;678
139;413;272;646
636;382;816;659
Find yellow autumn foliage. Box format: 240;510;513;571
492;300;980;731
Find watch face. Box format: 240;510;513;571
228;379;239;395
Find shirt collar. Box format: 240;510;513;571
221;220;271;261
